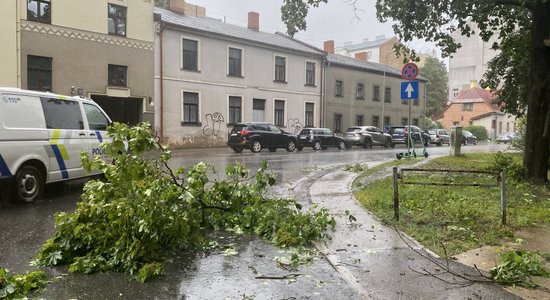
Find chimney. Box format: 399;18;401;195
248;11;259;31
324;40;334;54
169;0;206;17
169;0;186;15
355;52;368;61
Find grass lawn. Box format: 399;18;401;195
354;153;550;257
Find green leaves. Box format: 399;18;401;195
490;249;550;288
35;122;334;282
0;268;47;299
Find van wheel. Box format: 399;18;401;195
384;138;392;148
14;165;44;203
232;146;243;153
251;140;262;153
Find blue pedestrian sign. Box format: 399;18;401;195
400;81;419;100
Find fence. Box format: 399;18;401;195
392;167;507;225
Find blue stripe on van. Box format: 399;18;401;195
0;154;12;177
50;145;69;179
95;131;103;143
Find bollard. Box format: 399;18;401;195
393;167;399;220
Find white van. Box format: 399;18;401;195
0;88;111;203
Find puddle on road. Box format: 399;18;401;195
35;233;362;300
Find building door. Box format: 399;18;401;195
91;95;141;126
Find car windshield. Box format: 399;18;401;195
299;129;312;135
390;128;404;134
231;125;247;132
428;129;436;134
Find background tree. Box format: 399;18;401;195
420;57;449;119
155;0;168;8
281;0;550;184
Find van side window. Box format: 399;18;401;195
83;103;110;130
41;97;83;129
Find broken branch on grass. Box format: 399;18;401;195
255;273;303;280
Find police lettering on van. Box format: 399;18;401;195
0;88;112;203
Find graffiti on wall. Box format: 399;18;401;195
288;118;303;134
202;112;225;136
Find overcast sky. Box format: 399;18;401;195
194;0;438;56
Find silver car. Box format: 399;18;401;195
428;129;451;146
343;126;392;149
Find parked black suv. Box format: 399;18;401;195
297;128;346;151
387;125;430;148
227;122;298;153
343;126;392;149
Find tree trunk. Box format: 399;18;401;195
523;1;550;184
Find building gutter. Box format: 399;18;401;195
159;22;165;142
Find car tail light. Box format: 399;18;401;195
240;129;251;136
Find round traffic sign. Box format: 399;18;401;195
401;63;419;80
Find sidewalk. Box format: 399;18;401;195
300;163;522;300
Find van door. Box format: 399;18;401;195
82;103;111;163
40;96;88;181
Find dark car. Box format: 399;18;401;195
461;130;478;145
227;122;298;153
297;128;346;151
387;125;430;148
428;129;450;146
343;126;392;149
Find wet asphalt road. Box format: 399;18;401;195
0;143;511;299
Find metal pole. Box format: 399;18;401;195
393;167;399;220
382;70;386;126
408;92;412;153
500;171;507;225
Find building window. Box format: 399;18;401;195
305;103;314;127
274;100;285;126
305;61;316;86
228;47;242;77
27;55;52;91
228;96;242;124
462;103;473;111
253;98;265;122
452;88;459;98
412;118;419;126
28;0;51;24
372;116;380;128
335;80;343;97
275;56;286;82
356;115;364;126
182;38;199;71
373;85;380;101
108;4;127;36
108;64;127;86
356;83;365;99
334;114;342;133
401;118;408;126
384;87;391;103
182;92;199;124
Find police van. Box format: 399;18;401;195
0;88;111;203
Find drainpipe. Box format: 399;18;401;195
319;58;324;127
159;22;164;142
16;0;21;87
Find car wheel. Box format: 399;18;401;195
363;138;372;149
463;139;468;146
297;146;303;151
390;143;395;148
269;148;277;152
313;140;322;151
232;146;243;153
338;140;346;150
251;140;262;153
14;164;44;203
286;139;297;152
345;143;352;150
384;138;391;149
437;140;442;147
